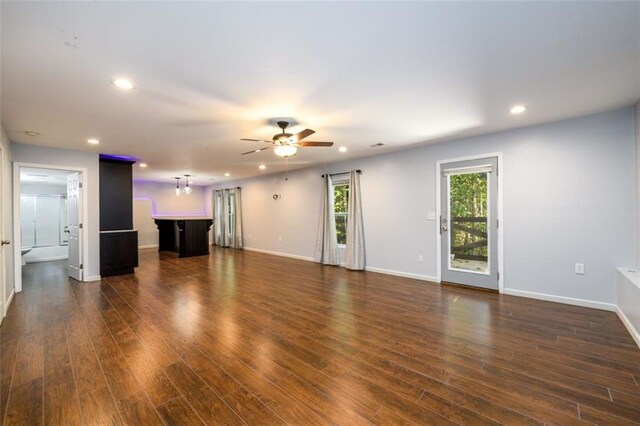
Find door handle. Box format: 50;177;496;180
1;240;10;246
440;217;448;233
64;227;70;233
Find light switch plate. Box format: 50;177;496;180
575;263;585;275
427;211;436;220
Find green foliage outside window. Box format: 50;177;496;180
334;183;349;245
449;173;488;260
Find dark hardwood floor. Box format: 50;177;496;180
1;248;639;425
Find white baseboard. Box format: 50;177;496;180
138;244;159;249
503;288;616;312
25;255;68;263
4;288;15;317
365;266;439;283
84;275;101;282
616;305;640;348
243;246;315;263
243;247;440;283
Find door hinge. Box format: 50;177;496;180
80;264;84;270
79;223;83;229
79;182;83;188
497;272;500;281
496;219;499;229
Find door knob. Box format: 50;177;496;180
440;217;448;233
1;240;10;246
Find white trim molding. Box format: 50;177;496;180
617;305;640;348
242;246;315;263
13;162;92;292
84;275;101;282
243;246;441;283
138;244;159;250
503;288;616;312
365;266;439;283
5;288;15;317
616;268;640;348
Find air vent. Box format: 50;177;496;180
370;142;385;148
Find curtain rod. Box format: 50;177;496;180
321;169;362;178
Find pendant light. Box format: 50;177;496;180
184;174;192;195
174;177;181;195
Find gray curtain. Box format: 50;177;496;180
345;170;365;270
314;175;340;265
213;187;243;249
213;189;225;246
231;188;243;249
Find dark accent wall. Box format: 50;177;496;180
99;159;134;231
99;157;137;276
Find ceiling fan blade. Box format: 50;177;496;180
297;141;334;147
240;138;272;143
288;128;315;143
241;147;272;155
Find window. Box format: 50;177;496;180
333;182;349;245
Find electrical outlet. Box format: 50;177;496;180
418;255;424;263
575;263;585;275
278;236;282;242
247;233;252;239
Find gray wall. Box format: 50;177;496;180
208;107;635;306
12;143;100;279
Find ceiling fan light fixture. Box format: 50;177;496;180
274;145;298;158
174;177;181;196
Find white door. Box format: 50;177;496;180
67;172;83;281
440;157;499;290
0;148;4;318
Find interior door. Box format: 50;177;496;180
441;157;498;290
67;172;83;281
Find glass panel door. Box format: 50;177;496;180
441;157;498;290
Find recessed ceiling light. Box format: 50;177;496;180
139;163;148;168
25;131;40;137
112;78;135;90
224;172;230;177
339;147;347;153
259;164;266;170
87;138;100;145
510;105;527;114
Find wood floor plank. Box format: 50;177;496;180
163;361;244;425
1;253;639;425
3;378;44;425
117;391;164;425
78;386;124;426
156;396;204;425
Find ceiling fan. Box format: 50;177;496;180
240;121;333;157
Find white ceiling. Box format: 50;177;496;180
20;167;71;185
2;2;639;185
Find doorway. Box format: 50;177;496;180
13;164;88;293
439;156;500;291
